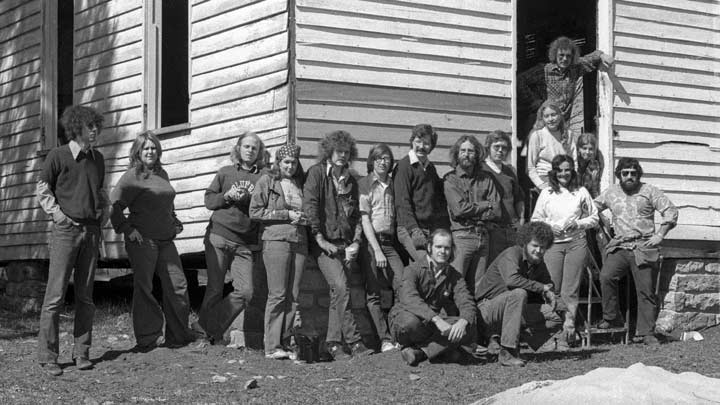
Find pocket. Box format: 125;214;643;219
634;246;660;267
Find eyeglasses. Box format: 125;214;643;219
374;156;392;163
620;170;638;177
491;145;510;151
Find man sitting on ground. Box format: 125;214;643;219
474;222;565;367
390;229;485;366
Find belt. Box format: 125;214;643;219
456;224;487;234
375;233;394;245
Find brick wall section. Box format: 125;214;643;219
656;259;720;333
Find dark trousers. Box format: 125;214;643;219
126;238;193;346
38;223;99;363
263;240;306;352
200;232;254;340
600;249;658;336
390;310;476;360
487;225;517;265
314;243;362;344
451;229;489;298
359;241;404;343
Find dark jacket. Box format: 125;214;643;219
475;245;552;302
249;173;307;243
393;256;476;325
302;162;362;243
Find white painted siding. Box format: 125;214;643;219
612;0;720;241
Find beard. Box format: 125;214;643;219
620;178;640;193
459;158;474;171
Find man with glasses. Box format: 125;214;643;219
518;36;614;137
594;158;678;345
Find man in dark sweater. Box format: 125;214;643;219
475;222;565;367
390;229;485;366
393;124;449;263
36;105;108;376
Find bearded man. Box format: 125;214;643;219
594;158;678;345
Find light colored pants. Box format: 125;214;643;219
543;237;587;323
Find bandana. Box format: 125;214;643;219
275;144;301;161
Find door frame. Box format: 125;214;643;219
597;0;615;191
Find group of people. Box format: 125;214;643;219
36;99;678;375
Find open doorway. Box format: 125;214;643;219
515;0;598;217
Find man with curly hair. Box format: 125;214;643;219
393;124;449;263
474;222;563;367
303;130;373;360
518;36;614;138
36;105;108;376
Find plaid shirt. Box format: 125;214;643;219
518;50;603;120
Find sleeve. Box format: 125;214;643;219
204;170;229;210
517;63;546;112
577;50;603;74
393;161;419;232
594;189;610;212
497;253;546;294
530;189;549;223
651;186;679;227
481;176;502;221
577;187;599;230
36;150;64;221
302;165;323;236
109;171;137;235
453;276;477;325
358;177;372;216
526;131;546;188
249;175;290;222
399;266;438;322
444;173;483;221
350;177;363;243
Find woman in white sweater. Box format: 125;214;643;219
526;100;577;190
531;154;598;346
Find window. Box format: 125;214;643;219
144;0;189;131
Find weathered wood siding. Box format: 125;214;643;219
612;0;720;241
0;0;45;260
165;0;290;254
293;0;513;175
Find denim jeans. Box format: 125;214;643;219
314;243;362;344
263;240;307;352
126;238;193;346
451;229;489;298
487;225;517;265
38;223;99;363
543;237;587;323
199;231;254;340
358;241;404;343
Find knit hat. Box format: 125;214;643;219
275;144;301;161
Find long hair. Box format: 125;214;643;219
269;156;306;187
59;105;104;141
533;100;567;133
547;154;579;193
614;157;643;180
576;132;604;197
230;131;266;169
548;36;579;65
409;124;438;150
516;221;554;249
449;135;485;169
128;131;163;178
366;143;394;175
318;130;358;163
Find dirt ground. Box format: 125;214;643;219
1;291;719;405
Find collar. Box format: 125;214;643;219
427;256;446;279
326;161;349;180
237;163;259;174
69;140;93;160
548;62;567;75
484;158;502;173
370;172;390;187
455;165;475;178
408;150;429;169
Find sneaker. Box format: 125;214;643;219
487;336;502;356
400;347;426;367
265;348;291;360
75;357;93;370
350;341;375;356
327;342;351;361
40;362;63;377
226;330;245;349
642;335;661;346
498;348;525;367
381;341;399;353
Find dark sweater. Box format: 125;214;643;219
110;167;180;241
205;164;263;245
39;144;105;224
475;245;552;302
392;155;448;232
481;161;525;225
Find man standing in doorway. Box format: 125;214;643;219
36;105;108;376
393;124;449;263
595;158;678;344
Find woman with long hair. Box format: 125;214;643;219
110;131;194;350
531;154;597;348
576;132;604;199
249;144;309;359
526;100;577;190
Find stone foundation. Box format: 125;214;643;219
0;261;48;314
656;258;720;334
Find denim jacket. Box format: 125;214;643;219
249;174;307;244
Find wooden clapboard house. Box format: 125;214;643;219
0;0;718;265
